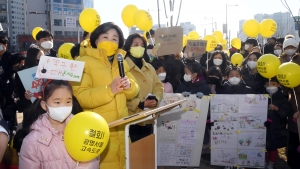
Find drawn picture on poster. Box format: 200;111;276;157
211;149;237;166
238;95;268;113
238;132;266;149
211;131;238;149
237;150;265;167
159;120;178;141
210;95;239;113
181;98;200;119
211;113;239;122
239;114;267;131
177;120;198;144
175;144;194;166
157;144;176;165
212;121;239;131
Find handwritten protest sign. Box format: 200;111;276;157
35;56;85;82
17;66;46;103
184;40;207;55
155;26;183;56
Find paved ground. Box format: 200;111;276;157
16;113;290;169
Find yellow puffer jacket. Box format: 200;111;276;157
72;48;139;169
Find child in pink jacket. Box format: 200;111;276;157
18;80;99;169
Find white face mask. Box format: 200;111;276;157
184;74;192;82
158;72;166;81
285;49;296;56
228;77;241;85
247;61;257;69
148;38;155;46
244;44;250;50
47;104;72;122
266;86;278;94
274;50;282;56
213;59;223;66
41;41;53;50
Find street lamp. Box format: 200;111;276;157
226;3;238;47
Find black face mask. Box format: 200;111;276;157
207;77;220;84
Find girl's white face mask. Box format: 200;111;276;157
46;104;72;122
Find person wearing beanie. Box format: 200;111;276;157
285;34;295;39
279;38;298;64
245;38;259;53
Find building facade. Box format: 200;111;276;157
180;22;196;35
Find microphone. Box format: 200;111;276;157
117;54;125;78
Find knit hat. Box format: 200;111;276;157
283;38;298;49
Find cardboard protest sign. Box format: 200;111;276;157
184;40;207;55
35;56;85;82
17;66;46;103
155;26;183;56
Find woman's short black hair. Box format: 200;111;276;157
186;63;203;77
24;47;41;69
123;33;148;59
90;22;124;49
36;29;53;40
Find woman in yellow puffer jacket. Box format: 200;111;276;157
72;22;139;169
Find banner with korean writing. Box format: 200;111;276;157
184;40;207;55
66;16;76;27
17;66;46;103
35;56;85;82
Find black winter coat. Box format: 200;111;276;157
175;79;211;95
241;66;267;94
265;89;290;150
218;81;255;94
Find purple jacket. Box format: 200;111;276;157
19;114;100;169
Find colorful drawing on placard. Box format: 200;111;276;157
237;150;265;167
17;66;47;103
35;55;85;82
181;97;201;119
212;121;239;131
238;95;268;113
177;119;198;144
211;113;239;122
175;144;194;166
239;114;267;131
157;144;176;165
210;95;239;113
211;131;238;149
238;132;266;150
211;149;237;166
159;120;177;141
162;94;182;109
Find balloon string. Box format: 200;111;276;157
293;88;299;112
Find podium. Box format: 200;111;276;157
108;99;187;169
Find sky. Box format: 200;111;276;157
94;0;300;39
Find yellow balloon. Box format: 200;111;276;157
256;54;281;79
79;8;101;33
243;19;260;38
221;39;227;50
32;27;43;40
203;35;217;52
134;10;153;31
121;5;138;28
64;112;110;162
213;31;223;43
231;38;241;49
58;43;75;60
183;35;188;47
260;19;277;38
277;62;300;88
231;53;244;66
187;31;200;40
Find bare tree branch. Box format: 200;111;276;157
175;0;183;26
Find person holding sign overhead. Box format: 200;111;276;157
72;22;139;169
123;33;163;142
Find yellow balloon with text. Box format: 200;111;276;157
79;8;101;33
203;35;217;52
58;43;75;60
231;38;241;49
134;10;153;31
64;112;110;162
256;54;280;79
187;31;200;40
183;35;188;47
277;62;300;88
231;53;244;67
243;19;260;38
221;39;227;50
260;19;277;38
32;27;43;40
121;5;138;27
213;31;223;43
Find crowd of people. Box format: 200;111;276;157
0;22;299;169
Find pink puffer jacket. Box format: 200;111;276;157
19;113;100;169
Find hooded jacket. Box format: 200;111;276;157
72;48;139;169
